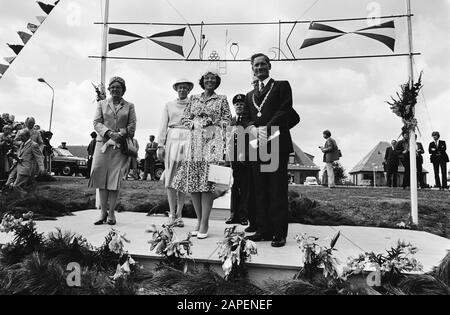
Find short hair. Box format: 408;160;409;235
250;53;271;67
19;129;31;139
90;131;97;138
323;130;331;137
432;131;440;138
2;125;12;132
149;135;155;138
199;71;221;90
25;117;35;125
108;76;126;93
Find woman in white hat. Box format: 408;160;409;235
156;78;194;227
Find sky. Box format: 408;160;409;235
0;0;449;184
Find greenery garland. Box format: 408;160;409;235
386;72;423;134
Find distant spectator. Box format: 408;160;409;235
319;130;340;188
41;131;53;172
5;129;45;193
0;125;14;180
384;140;399;187
59;142;68;150
142;135;158;181
429;131;449;190
416;135;425;189
86;132;97;179
20;117;44;151
396;132;411;189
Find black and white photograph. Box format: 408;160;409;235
0;0;449;300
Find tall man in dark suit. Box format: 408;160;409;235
226;94;251;227
429;131;449;190
243;53;299;248
142;135;158;181
384;140;399;187
86;131;97;179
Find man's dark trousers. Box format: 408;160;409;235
251;153;289;239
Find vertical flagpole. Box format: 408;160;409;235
101;0;110;86
406;0;418;224
96;0;110;210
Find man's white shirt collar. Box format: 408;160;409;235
260;77;271;87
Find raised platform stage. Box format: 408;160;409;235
1;209;449;284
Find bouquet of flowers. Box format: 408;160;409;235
147;222;193;271
106;229;137;281
345;240;423;284
294;231;342;280
217;226;257;280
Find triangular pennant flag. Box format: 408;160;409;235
54;0;60;5
27;23;39;33
36;16;47;24
300;22;346;49
108;27;144;51
148;27;186;57
0;64;9;76
4;57;16;64
354;20;396;52
7;44;24;55
37;1;55;15
17;31;33;45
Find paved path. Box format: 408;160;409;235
1;210;449;272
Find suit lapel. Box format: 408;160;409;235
260;78;274;96
19;141;31;157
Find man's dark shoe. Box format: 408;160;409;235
271;237;286;247
240;218;248;226
244;225;257;233
246;232;272;242
225;217;239;224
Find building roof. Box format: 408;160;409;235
66;145;88;158
349;141;428;174
289;143;320;171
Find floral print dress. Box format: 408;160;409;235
171;93;232;193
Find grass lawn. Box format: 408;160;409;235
289;185;450;238
1;177;449;238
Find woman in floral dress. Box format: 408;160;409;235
171;71;232;239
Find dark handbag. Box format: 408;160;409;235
121;137;138;158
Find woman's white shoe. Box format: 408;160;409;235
190;231;198;236
197;232;208;239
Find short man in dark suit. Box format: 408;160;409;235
396;132;411;189
142;135;158;180
415;136;425;189
226;94;251;227
429;131;449;190
384;140;399;187
86;131;97;179
242;53;299;248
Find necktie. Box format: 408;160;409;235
237;115;241;124
259;81;264;91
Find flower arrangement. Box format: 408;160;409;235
147;221;193;271
217;226;257;280
105;229;136;281
92;82;106;102
345;240;423;284
386;72;423;133
0;212;44;265
294;231;341;281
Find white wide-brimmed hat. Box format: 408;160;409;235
173;78;194;91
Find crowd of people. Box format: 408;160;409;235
89;53;299;247
0;114;53;193
384;131;449;190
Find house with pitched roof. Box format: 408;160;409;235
288;143;321;184
349;141;428;186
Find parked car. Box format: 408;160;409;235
303;176;319;186
138;158;165;180
51;148;88;176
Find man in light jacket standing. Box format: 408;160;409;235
320;130;340;188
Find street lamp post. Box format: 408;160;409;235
37;78;55;175
372;163;377;188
